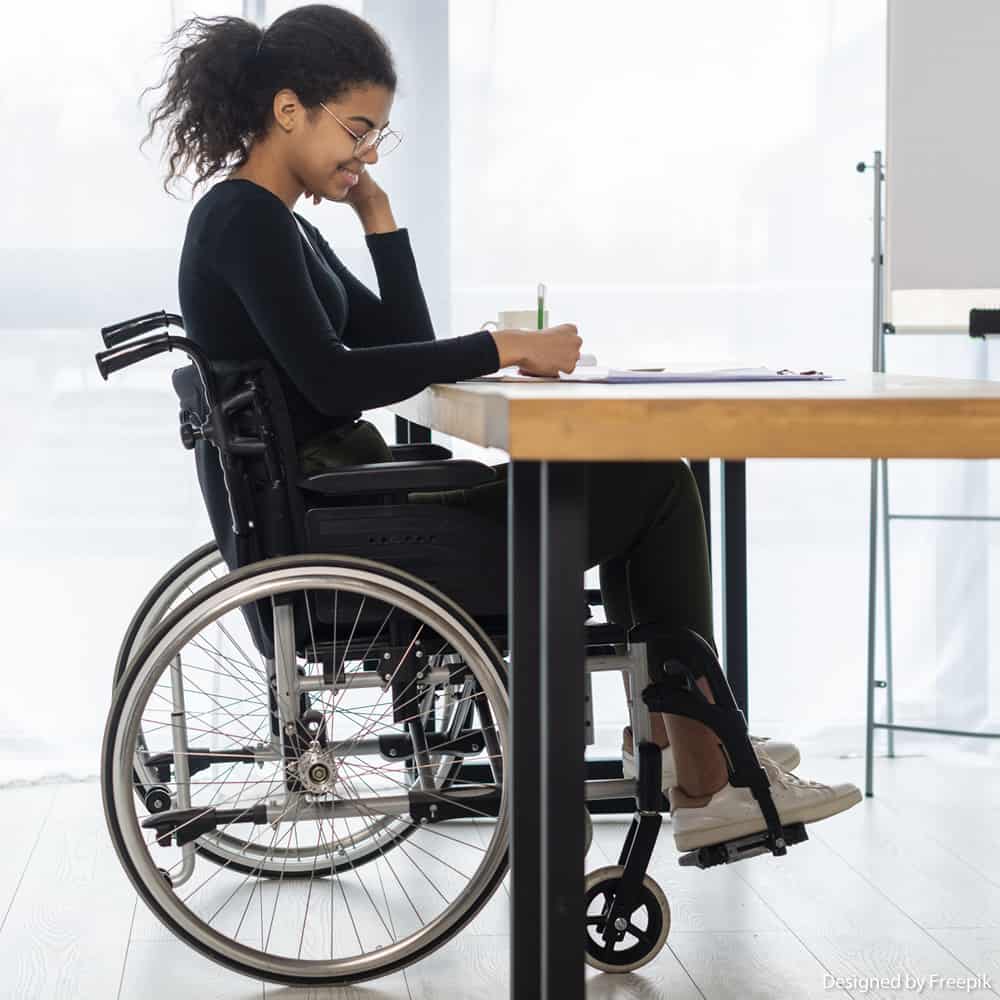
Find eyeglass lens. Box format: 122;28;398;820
356;129;401;157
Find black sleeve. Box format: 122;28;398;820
212;197;500;417
304;220;436;349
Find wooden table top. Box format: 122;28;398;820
388;370;1000;460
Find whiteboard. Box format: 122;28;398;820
886;0;1000;331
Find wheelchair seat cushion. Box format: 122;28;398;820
298;418;392;475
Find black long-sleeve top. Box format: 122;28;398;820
177;177;501;444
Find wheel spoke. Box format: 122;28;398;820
626;918;653;946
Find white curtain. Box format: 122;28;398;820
2;0;994;785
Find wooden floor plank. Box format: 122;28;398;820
794;927;998;999
121;940;264;1000
403;932;507;999
0;781;135;1000
733;753;1000;998
667;929;852;1000
812;796;1000;930
124;938;411;999
0;785;56;934
925;929;1000;995
725;809;1000;997
733;817;909;934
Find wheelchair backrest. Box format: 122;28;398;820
171;358;309;574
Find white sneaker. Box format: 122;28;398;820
669;752;862;852
621;733;801;791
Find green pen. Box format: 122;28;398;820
537;282;545;330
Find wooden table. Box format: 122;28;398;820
389;370;1000;1000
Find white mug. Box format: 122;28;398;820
480;308;549;331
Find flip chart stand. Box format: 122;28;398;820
857;151;1000;798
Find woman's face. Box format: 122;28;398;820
287;83;395;202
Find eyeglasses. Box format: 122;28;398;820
318;102;403;158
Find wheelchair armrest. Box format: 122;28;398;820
299;459;496;497
389;443;453;461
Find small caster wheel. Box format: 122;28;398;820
144;786;172;814
584;808;593;855
583;865;670;973
157;867;174;888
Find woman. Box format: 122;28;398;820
145;4;860;852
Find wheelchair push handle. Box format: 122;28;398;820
96;333;179;379
101;309;184;348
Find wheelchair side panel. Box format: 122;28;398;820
305;504;508;619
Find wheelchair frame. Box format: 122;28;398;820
95;310;804;986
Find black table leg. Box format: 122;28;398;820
394;415;410;445
721;460;748;718
509;461;542;995
395;416;431;445
538;461;587;998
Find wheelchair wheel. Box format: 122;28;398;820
103;553;509;986
583;865;670;973
113;540;223;687
115;542;422;877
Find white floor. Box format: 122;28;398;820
1;750;998;1000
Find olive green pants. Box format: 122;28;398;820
298;420;716;661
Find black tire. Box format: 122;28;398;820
113;540;220;688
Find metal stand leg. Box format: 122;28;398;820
862;148;885;798
539;462;588;998
721;460;748;718
865;458;879;798
509;461;542;998
880;457;895;758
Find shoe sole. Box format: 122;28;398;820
672;785;863;852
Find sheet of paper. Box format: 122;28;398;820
463;365;836;384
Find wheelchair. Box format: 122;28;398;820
95;311;808;988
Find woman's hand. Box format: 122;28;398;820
303;169;396;232
342;168;387;212
301;168;388;208
491;324;582;376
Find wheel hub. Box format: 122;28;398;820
290;746;339;794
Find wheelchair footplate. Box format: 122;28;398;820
678;821;808;869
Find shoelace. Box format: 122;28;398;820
758;751;830;790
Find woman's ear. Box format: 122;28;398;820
272;89;302;132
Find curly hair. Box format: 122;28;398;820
139;4;397;198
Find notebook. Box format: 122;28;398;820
465;365;836;384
